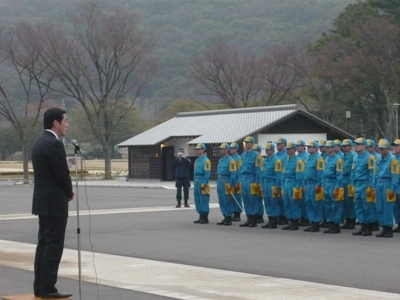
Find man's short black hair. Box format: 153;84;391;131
43;107;66;130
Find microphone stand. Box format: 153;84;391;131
73;144;82;300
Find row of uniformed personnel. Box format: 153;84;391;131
191;136;400;238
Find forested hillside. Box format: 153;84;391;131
0;0;356;115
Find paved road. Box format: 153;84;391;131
1;185;399;299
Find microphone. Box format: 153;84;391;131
71;139;81;153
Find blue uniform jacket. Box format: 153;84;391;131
297;151;309;162
276;149;287;165
282;155;304;188
304;152;324;187
351;151;375;187
323;153;343;188
343;151;355;178
261;154;282;188
194;155;211;184
239;149;263;182
375;152;398;192
217;155;237;187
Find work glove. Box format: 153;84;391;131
272;186;280;198
253;183;261;193
388;191;396;201
333;188;340;199
314;185;322;194
235;183;241;193
225;184;233;193
366;186;374;197
293;188;301;199
201;184;207;190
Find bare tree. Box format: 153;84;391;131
0;23;55;184
189;39;262;108
39;4;157;179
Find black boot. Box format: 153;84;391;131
193;214;202;223
278;215;288;225
249;215;258;227
232;212;241;222
346;219;356;230
320;219;329;228
310;222;320;232
304;222;313;232
376;226;386;237
299;217;310;227
290;219;299;231
370;221;380;231
217;217;227;225
239;215;251;227
184;200;190;207
269;217;278;229
256;215;264;224
392;224;400;233
176;201;181;208
199;213;209;224
224;216;232;226
340;218;349;229
362;223;372;236
323;222;333;233
282;219;292;230
384;226;393;238
352;224;364;235
330;223;341;234
261;218;270;228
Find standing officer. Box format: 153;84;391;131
253;144;265;224
174;148;191;208
366;139;381;231
216;143;237;226
275;137;288;225
374;139;398;238
351;138;376;236
333;139;344;158
392;139;400;233
193;143;211;224
261;142;282;229
296;139;309;227
340;139;357;229
318;139;328;228
303;141;325;232
229;142;242;221
239;136;263;228
281;141;305;231
322;141;344;234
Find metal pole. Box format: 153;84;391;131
394;104;400;139
74;149;82;300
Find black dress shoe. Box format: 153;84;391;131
41;291;72;299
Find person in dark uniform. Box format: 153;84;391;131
32;107;74;299
174;148;191;208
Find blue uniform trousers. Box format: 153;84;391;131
257;194;264;216
342;177;356;220
394;188;400;224
217;178;233;217
283;180;301;220
241;175;259;216
193;181;210;214
354;181;375;224
375;180;395;227
323;181;343;224
262;180;280;217
304;182;323;223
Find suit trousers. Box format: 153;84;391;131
34;215;68;295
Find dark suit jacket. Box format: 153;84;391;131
31;131;73;217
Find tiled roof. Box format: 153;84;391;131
118;104;300;146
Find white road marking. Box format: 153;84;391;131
0;239;398;300
0;204;220;221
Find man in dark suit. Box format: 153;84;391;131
32;107;74;299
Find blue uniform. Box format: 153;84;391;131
323;154;343;224
394;154;400;225
282;155;304;220
230;153;242;213
351;151;375;224
304;153;325;223
261;154;282;218
335;150;344;158
342;151;356;220
239;149;263;216
297;150;309;221
193;155;211;215
375;152;398;227
217;155;237;218
297;151;309;161
276;148;287;216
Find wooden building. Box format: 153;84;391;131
118;105;355;181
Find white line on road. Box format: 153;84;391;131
0;239;398;300
0;204;220;221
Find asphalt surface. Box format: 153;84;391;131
1;184;400;298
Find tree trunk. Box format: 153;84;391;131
104;144;112;180
22;145;30;184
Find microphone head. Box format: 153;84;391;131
71;139;77;146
